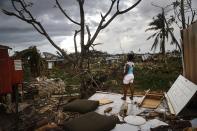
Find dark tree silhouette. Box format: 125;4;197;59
2;0;142;69
172;0;196;30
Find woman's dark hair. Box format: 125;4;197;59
127;53;134;61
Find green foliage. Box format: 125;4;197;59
134;57;182;91
14;46;44;77
23;64;31;82
100;56;182;92
48;56;182;94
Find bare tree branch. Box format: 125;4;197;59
81;0;85;5
3;0;142;69
11;0;24;18
186;0;196;23
86;25;91;44
117;0;120;12
100;13;104;20
76;0;85;5
86;0;141;49
74;30;81;61
2;9;31;22
31;23;44;34
2;0;75;63
55;0;80;25
101;0;142;28
85;0;116;49
180;0;186;29
118;0;142;14
17;0;36;21
92;43;103;46
103;0;116;18
77;0;86;68
78;0;85;48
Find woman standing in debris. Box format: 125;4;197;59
121;53;135;100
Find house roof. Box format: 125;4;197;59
106;56;120;61
46;59;64;62
0;45;12;50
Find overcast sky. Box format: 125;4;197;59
0;0;196;55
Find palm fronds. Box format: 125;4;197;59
146;11;180;54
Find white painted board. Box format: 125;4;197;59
14;60;22;70
167;75;197;115
48;62;53;69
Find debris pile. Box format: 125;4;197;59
26;78;66;99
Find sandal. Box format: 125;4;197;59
121;97;126;100
130;96;133;100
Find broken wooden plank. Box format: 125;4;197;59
139;89;150;107
104;107;112;113
99;98;113;106
139;90;163;109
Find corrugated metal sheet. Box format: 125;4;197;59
0;49;9;59
0;47;23;95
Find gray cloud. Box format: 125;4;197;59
0;0;196;54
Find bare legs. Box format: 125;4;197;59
129;83;134;99
122;83;134;100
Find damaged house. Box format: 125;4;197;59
43;52;64;69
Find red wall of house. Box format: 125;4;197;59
0;49;12;94
0;48;23;95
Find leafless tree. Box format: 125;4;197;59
170;0;196;74
172;0;196;30
2;0;142;69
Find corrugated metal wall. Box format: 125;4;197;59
0;48;23;95
183;21;197;84
0;49;12;94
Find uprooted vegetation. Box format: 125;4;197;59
45;54;182;95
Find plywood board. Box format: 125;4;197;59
140;93;163;109
166;75;197;115
99;98;113;106
141;98;161;109
194;23;197;84
183;21;197;84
